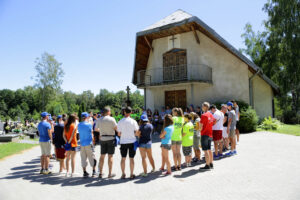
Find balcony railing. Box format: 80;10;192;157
137;64;212;87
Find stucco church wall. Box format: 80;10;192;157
249;72;274;118
145;30;250;108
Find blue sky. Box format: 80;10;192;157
0;0;267;94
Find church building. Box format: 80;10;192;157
131;10;279;118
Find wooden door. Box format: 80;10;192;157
165;90;186;109
163;49;187;81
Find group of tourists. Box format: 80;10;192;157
37;100;240;179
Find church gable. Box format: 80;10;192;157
132;9;278;94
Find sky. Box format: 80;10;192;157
0;0;268;95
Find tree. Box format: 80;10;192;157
264;0;300;113
241;0;300;117
33;52;64;110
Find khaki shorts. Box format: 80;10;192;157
40;142;51;156
80;145;96;168
229;129;236;138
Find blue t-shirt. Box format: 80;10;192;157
38;121;51;142
161;125;174;145
78;122;93;146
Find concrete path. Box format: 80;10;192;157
0;132;299;200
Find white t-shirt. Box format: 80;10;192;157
235;106;239;121
212;109;224;131
117;117;139;144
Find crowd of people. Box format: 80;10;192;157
37;100;240;179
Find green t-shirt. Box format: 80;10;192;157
171;116;184;141
182;122;194;147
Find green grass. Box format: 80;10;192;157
258;124;300;136
0;142;38;159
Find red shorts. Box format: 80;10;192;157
55;148;66;160
213;130;222;141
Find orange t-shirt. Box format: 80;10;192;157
64;123;78;147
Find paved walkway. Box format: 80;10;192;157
0;132;299;200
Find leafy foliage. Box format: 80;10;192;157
0;87;144;122
258;116;281;130
240;0;300;121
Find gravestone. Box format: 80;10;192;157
0;134;20;142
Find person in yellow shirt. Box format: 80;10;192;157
182;114;194;167
171;108;184;171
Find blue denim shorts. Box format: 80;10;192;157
139;143;152;149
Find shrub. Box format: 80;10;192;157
238;107;259;133
258;116;281;130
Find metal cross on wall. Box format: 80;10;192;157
170;35;177;48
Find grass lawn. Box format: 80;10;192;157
0;142;38;160
258;124;300;136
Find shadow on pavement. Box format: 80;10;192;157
1;150;234;187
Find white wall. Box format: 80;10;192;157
144;30;273;117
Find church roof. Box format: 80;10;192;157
143;9;193;31
132;10;279;93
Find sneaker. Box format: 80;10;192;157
98;173;103;178
218;153;223;158
210;163;214;169
65;172;70;177
40;169;44;174
177;166;181;171
43;169;52;175
213;154;219;159
171;166;177;171
70;173;75;177
150;169;156;173
192;157;198;162
232;150;237;155
83;171;89;178
159;167;165;171
92;171;96;177
139;172;148;177
226;151;233;156
199;165;211;171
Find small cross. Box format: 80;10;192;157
170;35;177;48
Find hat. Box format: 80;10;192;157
57;115;62;119
140;114;148;122
81;112;89;118
41;112;50;118
227;102;233;107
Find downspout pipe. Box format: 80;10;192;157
144;88;147;109
249;69;261;107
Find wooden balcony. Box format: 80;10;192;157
136;64;212;87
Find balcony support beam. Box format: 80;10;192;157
191;26;200;44
144;36;154;51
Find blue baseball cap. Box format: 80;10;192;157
57;115;62;119
41;112;50;118
227;102;233;107
140;114;148;122
81;112;89;118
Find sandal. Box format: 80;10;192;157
121;174;126;179
108;173;116;178
130;174;136;179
